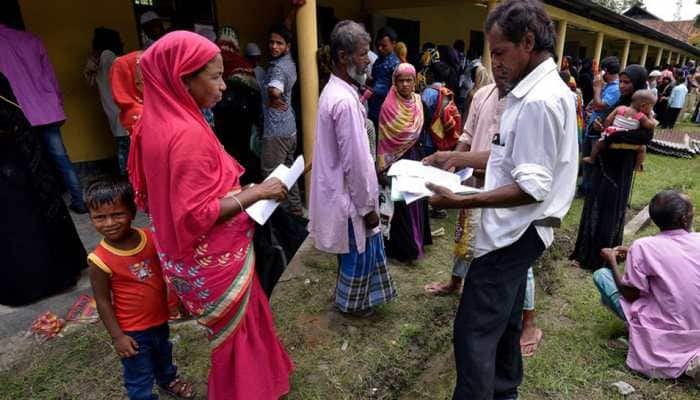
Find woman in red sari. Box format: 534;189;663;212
128;31;293;400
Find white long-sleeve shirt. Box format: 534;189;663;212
475;58;579;257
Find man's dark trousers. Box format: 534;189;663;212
453;225;545;400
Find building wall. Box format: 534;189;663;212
215;0;287;61
371;4;488;51
19;0;140;162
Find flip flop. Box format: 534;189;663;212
162;378;195;399
521;328;543;357
424;282;459;296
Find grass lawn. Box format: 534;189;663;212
0;149;698;399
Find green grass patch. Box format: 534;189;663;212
0;155;698;399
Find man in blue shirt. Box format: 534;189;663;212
579;56;621;196
368;26;400;127
261;24;303;215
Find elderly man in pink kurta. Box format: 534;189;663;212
594;190;700;381
308;20;397;318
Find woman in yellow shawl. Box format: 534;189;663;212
377;63;432;263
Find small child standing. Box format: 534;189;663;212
584;89;658;171
85;179;194;400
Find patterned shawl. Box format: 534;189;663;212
377;63;424;172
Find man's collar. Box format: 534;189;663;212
270;52;290;64
658;228;691;237
509;57;558;99
330;74;361;100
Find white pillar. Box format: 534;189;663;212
482;0;498;72
593;32;605;72
639;44;648;66
621;39;631;69
555;20;568;69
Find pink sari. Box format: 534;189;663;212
129;31;292;400
377;63;424;172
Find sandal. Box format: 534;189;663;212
162;378;195;399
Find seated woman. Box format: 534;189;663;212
592;190;700;382
128;31;293;399
377;63;432;263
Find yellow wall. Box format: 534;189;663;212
370;4;488;51
215;0;287;62
319;0;364;20
19;0;140;162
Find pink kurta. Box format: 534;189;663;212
621;230;700;378
458;83;504;153
308;74;379;254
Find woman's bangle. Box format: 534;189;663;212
231;195;244;212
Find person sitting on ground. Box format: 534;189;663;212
583;89;657;171
592;190;700;382
85;179;194;399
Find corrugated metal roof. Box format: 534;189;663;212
543;0;700;57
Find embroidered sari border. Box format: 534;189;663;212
198;244;254;325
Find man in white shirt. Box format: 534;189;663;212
663;74;688;129
423;1;578;398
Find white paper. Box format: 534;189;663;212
386;160;481;204
455;167;474;182
246;156;304;225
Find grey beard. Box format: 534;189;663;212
348;64;367;86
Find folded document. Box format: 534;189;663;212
246;155;304;225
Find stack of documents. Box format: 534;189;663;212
386;159;481;204
246;155;304;225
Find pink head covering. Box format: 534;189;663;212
377;63;423;172
129;31;240;258
393;62;416;81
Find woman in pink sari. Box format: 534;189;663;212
128;31;293;400
377;63;432;263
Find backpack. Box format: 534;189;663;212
429;86;462;150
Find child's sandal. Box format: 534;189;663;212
162;378;195;399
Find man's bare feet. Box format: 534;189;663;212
520;326;543;357
424;281;460;296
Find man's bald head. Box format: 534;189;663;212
649;190;694;232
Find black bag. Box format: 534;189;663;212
253;208;309;298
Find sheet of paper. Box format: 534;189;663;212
387;159;461;187
393;175;481;204
246;156;304;225
390;177;405;202
455;167;474;182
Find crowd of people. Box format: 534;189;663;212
1;0;699;399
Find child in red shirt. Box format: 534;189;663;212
85;179;193;400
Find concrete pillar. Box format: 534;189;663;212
675;52;681;65
593;32;604;72
667;50;673;65
655;48;663;66
621;39;631;69
555;19;568;69
639;44;648;67
296;0;319;199
482;0;498;72
681;56;687;66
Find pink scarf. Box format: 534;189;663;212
377;63;424;172
128;31;238;260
